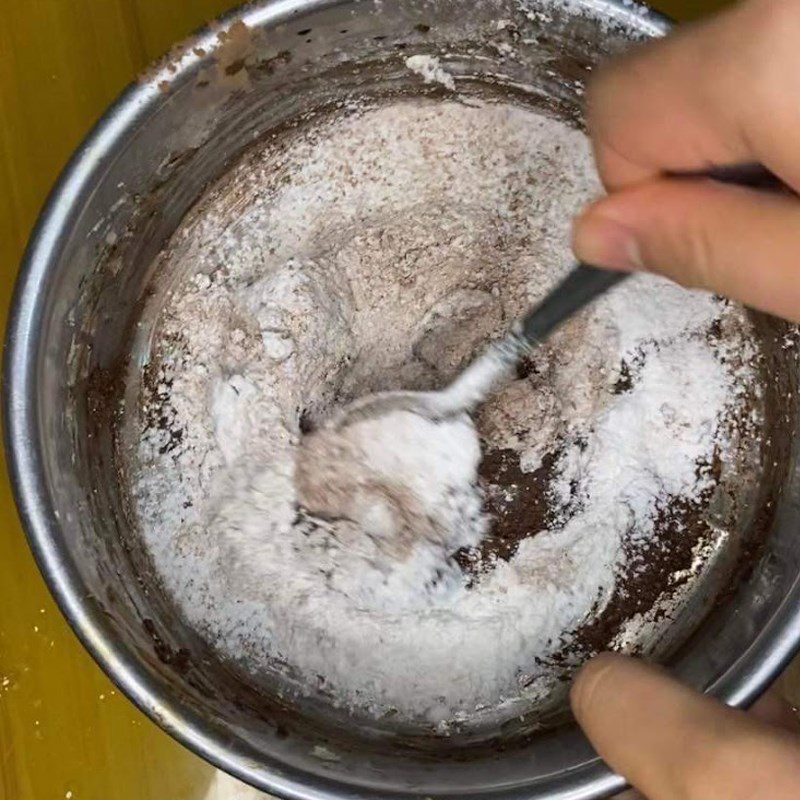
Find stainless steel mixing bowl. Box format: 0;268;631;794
6;0;800;797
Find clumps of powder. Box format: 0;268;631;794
296;411;485;558
405;54;456;90
126;98;763;727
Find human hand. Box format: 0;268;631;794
571;653;800;800
572;0;800;323
570;3;800;795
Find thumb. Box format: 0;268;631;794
572;178;800;323
571;653;800;800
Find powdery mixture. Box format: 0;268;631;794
127;98;763;727
296;410;486;561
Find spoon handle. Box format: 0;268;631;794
519;162;787;346
519;264;626;344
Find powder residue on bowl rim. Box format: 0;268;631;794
405;54;457;90
123;96;765;729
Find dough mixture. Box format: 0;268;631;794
127;98;765;728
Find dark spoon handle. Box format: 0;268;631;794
520;162;786;345
676;162;789;193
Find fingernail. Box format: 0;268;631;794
573;213;644;272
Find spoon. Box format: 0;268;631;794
330;263;624;427
326;162;785;431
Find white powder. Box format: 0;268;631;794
405;54;457;90
296;411;485;558
127;98;763;728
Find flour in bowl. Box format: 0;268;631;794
126;98;765;729
296;410;486;559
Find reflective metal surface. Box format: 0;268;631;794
5;1;800;798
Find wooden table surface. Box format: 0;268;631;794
1;1;781;798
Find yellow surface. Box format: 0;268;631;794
1;4;235;799
0;1;764;799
